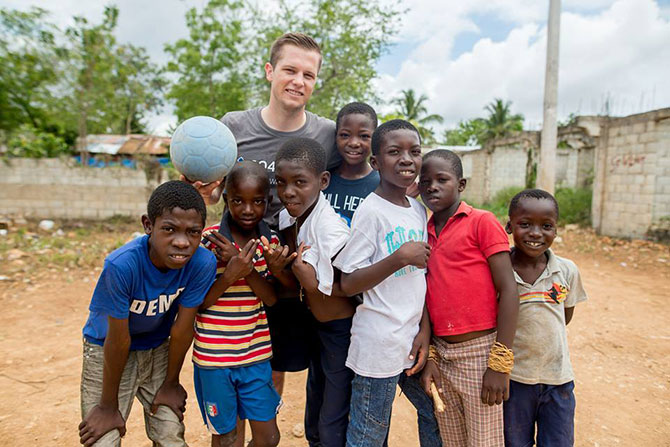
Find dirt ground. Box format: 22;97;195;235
1;224;669;446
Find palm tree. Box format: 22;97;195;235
392;89;444;143
481;98;524;142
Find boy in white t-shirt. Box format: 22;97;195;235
504;189;587;447
333;120;432;447
274;137;355;447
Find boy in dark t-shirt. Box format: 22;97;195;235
79;181;217;447
324;102;379;227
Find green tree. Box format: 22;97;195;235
0;7;62;134
481;98;524;143
251;0;402;119
443;118;487;146
112;44;166;134
391;89;443;143
164;0;249;121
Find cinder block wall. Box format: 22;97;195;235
592;108;670;237
0;158;166;220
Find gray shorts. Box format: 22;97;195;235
80;339;186;447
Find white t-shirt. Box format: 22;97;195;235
333;192;427;378
279;192;350;296
511;249;588;385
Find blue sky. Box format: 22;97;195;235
2;0;669;135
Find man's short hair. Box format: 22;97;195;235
336;102;378;131
270;32;322;70
508;189;560;219
147;180;207;225
225;160;270;194
423;149;464;179
275;137;326;176
371;119;421;155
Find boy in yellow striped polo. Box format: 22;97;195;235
193;161;296;447
504;189;588;447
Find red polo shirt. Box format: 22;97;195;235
426;201;510;336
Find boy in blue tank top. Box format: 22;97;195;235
78;181;217;447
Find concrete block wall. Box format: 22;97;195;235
489;146;528;196
0;158;167;220
593;108;670;237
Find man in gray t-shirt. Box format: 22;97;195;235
222;106;339;226
191;32;341;228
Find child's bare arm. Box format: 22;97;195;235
78;317;130;446
405;303;431;376
481;251;519;406
200;239;256;310
340;241;431;296
565;307;575;325
245;270;278;307
151;305;199;421
291;242;319;294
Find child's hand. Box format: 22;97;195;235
204;231;239;265
151;381;188;421
78;404;127;446
405;325;430;376
291;242;317;290
481;368;510;406
222;239;256;282
397;241;431;268
420;360;445;412
260;235;298;274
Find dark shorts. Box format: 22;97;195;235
503;380;575;447
265;297;318;372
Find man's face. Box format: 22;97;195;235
265;44;321;112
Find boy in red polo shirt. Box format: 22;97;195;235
418;149;518;447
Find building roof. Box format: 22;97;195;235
77;134;170;155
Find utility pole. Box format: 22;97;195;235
537;0;561;193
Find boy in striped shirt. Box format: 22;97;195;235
194;161;295;447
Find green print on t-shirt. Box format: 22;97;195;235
384;226;425;277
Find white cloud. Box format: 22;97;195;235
375;0;670;132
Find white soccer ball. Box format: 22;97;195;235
170;116;238;183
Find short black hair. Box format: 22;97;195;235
508;189;559;219
371;119;421;155
225;160;270;194
147;180;207;225
336;102;378;131
423;149;464;178
275;137;326;175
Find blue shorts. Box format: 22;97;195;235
193;361;281;435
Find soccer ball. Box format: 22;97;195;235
170;116;238;184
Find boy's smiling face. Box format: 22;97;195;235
336;113;375;167
142;207;204;270
371;128;422;190
419;156;466;215
506;197;558;259
224;176;269;232
275;159;329;219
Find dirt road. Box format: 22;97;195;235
0;227;668;446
